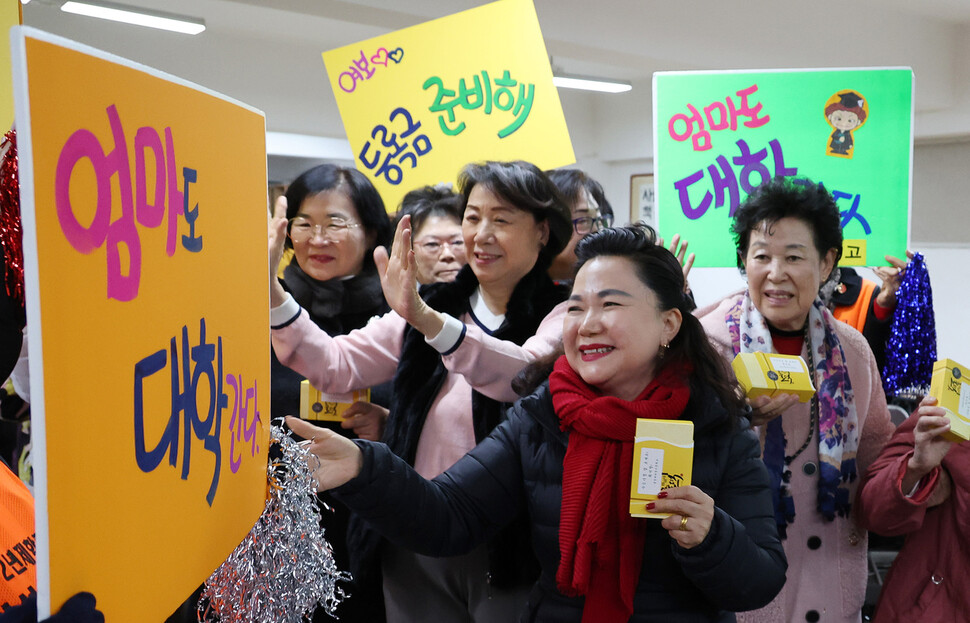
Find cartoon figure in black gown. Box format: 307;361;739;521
825;91;867;158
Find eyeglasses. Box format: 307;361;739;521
287;216;361;242
572;214;614;235
414;238;465;254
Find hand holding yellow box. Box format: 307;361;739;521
929;359;970;442
299;380;371;422
732;352;816;403
629;419;694;518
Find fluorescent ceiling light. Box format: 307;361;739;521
60;0;206;35
553;75;632;94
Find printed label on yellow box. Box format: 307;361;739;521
930;358;970;442
636;447;666;496
768;356;805;374
959;384;970;417
300;380;371;422
630;419;693;518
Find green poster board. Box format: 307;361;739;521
653;68;913;267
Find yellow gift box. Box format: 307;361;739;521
299;380;370;422
929;359;970;442
732;352;816;403
629;419;694;518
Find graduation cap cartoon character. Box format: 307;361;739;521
824;91;868;158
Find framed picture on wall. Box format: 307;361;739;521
630;173;656;228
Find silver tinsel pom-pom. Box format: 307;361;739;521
198;421;351;622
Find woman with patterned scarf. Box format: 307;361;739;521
696;177;894;623
287;225;787;622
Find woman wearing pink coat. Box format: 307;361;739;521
695;177;893;622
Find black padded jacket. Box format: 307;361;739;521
334;382;787;622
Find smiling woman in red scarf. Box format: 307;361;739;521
287;225;787;622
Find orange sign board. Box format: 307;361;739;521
11;27;270;620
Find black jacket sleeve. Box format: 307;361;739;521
333;410;528;557
672;425;788;612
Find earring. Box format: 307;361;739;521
658;342;670;359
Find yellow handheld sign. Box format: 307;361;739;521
321;0;575;212
1;0;20;132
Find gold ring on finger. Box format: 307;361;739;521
679;515;689;532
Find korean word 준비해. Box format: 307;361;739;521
55;104;203;302
359;107;432;186
337;46;405;94
668;84;771;152
423;70;536;139
673;138;798;219
133;318;260;506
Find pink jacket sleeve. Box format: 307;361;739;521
271;308;405;393
441;301;567;402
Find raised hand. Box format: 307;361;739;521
873;251;915;309
374;215;445;337
904;396;954;487
374;215;420;321
659;233;696;284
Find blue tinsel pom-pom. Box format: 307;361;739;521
882;253;937;399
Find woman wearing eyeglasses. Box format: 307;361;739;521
273;164;394;428
272;163;393;623
546;169;613;283
270;160;572;623
396;184;467;284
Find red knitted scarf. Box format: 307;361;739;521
549;355;690;623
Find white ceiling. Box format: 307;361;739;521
19;0;970;174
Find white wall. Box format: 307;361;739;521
902;244;970;366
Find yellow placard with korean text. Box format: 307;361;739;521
11;28;270;621
321;0;574;212
2;0;22;132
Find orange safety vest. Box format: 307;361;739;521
833;278;877;334
0;461;36;613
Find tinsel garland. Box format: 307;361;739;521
0;130;25;312
882;253;936;399
198;422;351;622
